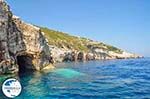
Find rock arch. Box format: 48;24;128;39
0;1;53;74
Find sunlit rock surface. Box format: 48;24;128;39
0;1;52;74
0;0;142;74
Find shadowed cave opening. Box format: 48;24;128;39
17;55;34;73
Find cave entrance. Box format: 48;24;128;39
17;55;34;73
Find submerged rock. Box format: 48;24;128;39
52;68;84;78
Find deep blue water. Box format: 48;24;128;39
0;58;150;99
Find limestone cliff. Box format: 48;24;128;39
0;0;52;74
0;0;142;74
41;28;141;63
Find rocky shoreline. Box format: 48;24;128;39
49;46;142;64
0;0;142;74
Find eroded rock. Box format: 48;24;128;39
0;1;53;74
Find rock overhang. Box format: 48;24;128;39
0;0;53;74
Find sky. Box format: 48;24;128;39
6;0;150;56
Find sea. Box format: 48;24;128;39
0;58;150;99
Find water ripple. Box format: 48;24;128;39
0;58;150;98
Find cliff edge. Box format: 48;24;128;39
0;0;142;74
0;1;53;74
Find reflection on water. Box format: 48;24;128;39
0;58;150;98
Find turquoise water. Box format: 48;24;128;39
0;58;150;99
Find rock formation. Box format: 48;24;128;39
0;0;53;74
48;41;141;63
0;0;142;74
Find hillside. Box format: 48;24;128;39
0;0;141;74
41;27;123;54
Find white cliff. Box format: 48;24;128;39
0;0;142;74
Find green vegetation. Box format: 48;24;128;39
106;45;123;54
41;27;88;51
41;27;123;53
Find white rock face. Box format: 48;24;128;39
0;1;53;74
108;51;140;59
0;0;142;74
50;46;67;62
